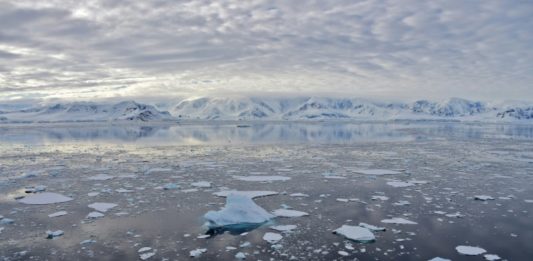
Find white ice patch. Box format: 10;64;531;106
19;192;73;205
455;245;487;255
381;218;417;225
272;209;309;218
213;190;278;199
428;258;451;261
191;181;211;188
290;193;309;197
270;225;297;232
333;225;375;243
484;254;501;260
189;248;207;257
48;211;68;218
233;175;290;182
139;252;155;260
263;232;283;244
204;194;274;227
387;181;415;188
352;169;402;176
46;230;64;239
88;202;117;212
87;211;104;219
358;223;386;231
87;174;114;181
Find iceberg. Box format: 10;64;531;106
204;194;274;234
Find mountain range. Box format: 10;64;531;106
0;97;532;123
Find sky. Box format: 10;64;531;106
0;0;532;102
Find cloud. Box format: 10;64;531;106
0;0;532;101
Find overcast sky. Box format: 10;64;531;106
0;0;531;102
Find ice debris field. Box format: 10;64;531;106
0;123;532;260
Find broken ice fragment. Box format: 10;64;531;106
358;223;386;231
87;212;104;219
88;202;117;212
290;193;309;197
139;252;155;260
162;183;178;190
352;169;402;176
48;211;68;218
386;181;415;188
87;174;114;181
270;225;297;232
213;190;278;199
19;192;73;205
455;245;486;255
191;181;211;188
381;218;417;225
428;258;451;261
484;254;501;260
272;209;309;218
46;230;64;239
333;225;375;243
204;194;274;233
233;176;290;182
138;247;152;253
235;252;246;259
263;232;283;244
189;248;207;258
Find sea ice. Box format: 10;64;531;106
387;181;415;188
381;218;417;225
455;245;487;255
474;195;495;201
333;225;375;243
46;230;64;239
484;254;501;260
290;193;309;197
233;175;291;182
270;225;297;232
204;194;274;228
139;252;155;260
235;252;246;259
358;223;386;231
352;169;402;176
428;258;451;261
263;232;283;244
88;202;117;212
87;174;114;181
191;181;211;188
87;211;104;219
272;209;309;218
48;211;68;218
213;190;278;199
19;192;73;205
189;248;207;257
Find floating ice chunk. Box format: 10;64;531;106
204;194;274;228
80;239;96;245
87;192;100;197
19;192;73;205
116;188;134;193
233;176;290;182
270;225;297;232
189;248;207;257
352;169;402;176
338;251;349;256
393;200;410;206
213;190;278;199
87;211;104;219
387;181;415;188
24;185;47;193
263;232;282;244
336;198;349;202
381;218;417;225
162;183;178;190
445;212;464;218
474;195;495;201
428;258;451;261
456;245;486;255
358;223;386;231
88;202;117;212
139;252;155;260
191;181;211;188
235;252;246;259
0;218;14;224
272;209;309;218
290;193;309;197
138;247;152;253
145;168;172;175
525;200;533;203
333;225;375;243
484;254;501;260
46;230;64;239
87;174;114;181
0;227;4;234
371;196;389;201
48;211;67;218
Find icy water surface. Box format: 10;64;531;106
0;122;532;260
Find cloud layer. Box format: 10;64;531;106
0;0;532;101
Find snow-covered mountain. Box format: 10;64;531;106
0;97;532;123
0;101;172;123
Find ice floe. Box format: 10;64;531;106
87;211;105;219
387;181;415;188
428;258;451;261
87;174;114;181
189;248;207;257
352;169;402;176
333;225;375;243
204;194;274;229
88;202;117;212
233;175;291;182
48;211;68;218
484;254;501;260
235;252;246;259
18;192;73;205
474;195;495;201
272;209;309;218
455;245;486;255
191;181;211;188
263;232;283;244
46;230;64;239
213;190;278;199
358;223;386;231
381;218;417;225
270;225;297;232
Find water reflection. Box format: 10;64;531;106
0;122;532;145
